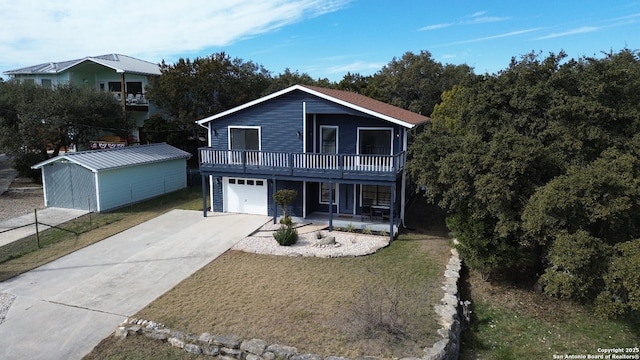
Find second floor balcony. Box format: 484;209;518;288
198;148;406;181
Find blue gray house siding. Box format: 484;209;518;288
97;159;186;211
207;91;405;154
204;89;405;219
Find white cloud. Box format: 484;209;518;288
535;26;599;40
465;16;511;24
323;60;386;75
0;0;351;71
418;23;454;31
438;28;542;47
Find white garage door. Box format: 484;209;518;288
223;177;268;215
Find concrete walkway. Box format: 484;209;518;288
0;210;270;360
0;208;89;247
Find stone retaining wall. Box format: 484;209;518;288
114;244;463;360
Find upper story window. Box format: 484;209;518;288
108;82;121;92
358;128;392;155
320;126;338;154
126;82;143;95
229;126;260;151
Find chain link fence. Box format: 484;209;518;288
0;209;97;263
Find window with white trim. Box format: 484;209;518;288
320;126;338;154
229;127;260;150
358;128;392;155
320;183;337;205
362;185;391;207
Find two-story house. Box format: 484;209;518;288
3;54;161;148
196;84;429;238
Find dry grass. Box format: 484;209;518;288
85;199;453;359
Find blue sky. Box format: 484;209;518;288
1;0;639;81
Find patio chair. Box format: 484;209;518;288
361;202;373;221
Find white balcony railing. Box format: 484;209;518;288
199;149;405;177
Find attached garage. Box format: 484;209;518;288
32;143;191;212
223;177;268;215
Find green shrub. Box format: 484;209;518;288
12;152;46;181
273;225;298;246
279;215;293;226
273;189;298;218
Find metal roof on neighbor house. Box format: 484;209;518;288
3;54;161;76
31;143;191;172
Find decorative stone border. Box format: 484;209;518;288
423;243;463;360
113;242;464;360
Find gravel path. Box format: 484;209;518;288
0;293;16;325
233;223;390;257
0;192;45;223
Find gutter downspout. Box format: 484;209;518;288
302;102;307;219
400;127;408;227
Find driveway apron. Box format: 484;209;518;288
0;209;269;360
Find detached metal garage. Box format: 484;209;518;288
32;143;191;212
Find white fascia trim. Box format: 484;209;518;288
196;85;300;126
298;86;416;129
195;84;417;129
31;156;99;172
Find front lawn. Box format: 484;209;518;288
84;231;452;359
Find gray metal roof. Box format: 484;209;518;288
3;54;161;76
32;143;191;172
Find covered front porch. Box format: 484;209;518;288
297;212;399;236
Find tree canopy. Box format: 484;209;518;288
408;49;640;317
145;52;273;147
0;81;125;176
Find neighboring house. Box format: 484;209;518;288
3;54;161;148
31;143;191;212
196;84;429;237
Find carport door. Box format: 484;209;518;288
69;165;96;211
223;177;268;215
46;163;74;209
45;163;96;211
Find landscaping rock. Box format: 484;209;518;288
292;354;322;360
315;235;336;245
185;343;203;355
241;338;268;355
202;345;220;356
169;336;185;349
114;326;127;339
199;332;214;344
221;347;243;358
266;344;298;359
214;334;242;349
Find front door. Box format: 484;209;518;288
339;184;354;214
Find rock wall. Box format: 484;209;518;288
113;245;464;360
423;245;463;360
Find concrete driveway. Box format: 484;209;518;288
0;209;270;360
